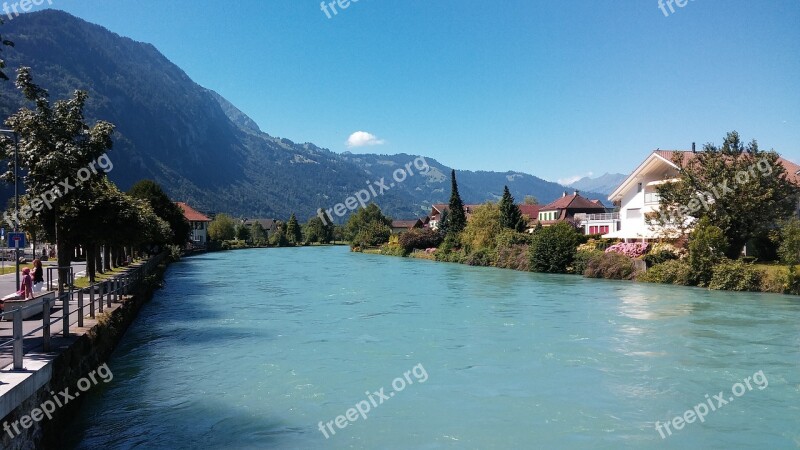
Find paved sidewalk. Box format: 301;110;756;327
0;262;86;296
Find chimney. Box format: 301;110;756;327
573;190;579;196
692;142;696;153
563;191;567;197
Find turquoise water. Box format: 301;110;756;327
67;247;800;449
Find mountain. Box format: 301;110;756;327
0;10;606;222
568;173;627;197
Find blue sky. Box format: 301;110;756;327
16;0;800;184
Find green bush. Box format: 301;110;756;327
398;228;443;254
688;217;728;286
584;252;638;280
638;259;693;286
464;248;496;267
494;229;532;248
529;223;580;273
434;248;467;263
379;242;407;257
644;249;678;267
573;249;603;275
708;259;763;291
496;244;531;271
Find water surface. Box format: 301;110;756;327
67;247;800;449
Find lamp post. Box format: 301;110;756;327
0;129;20;290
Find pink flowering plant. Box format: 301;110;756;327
605;242;650;258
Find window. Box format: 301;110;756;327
637;182;642;193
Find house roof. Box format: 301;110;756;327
243;218;277;229
430;204;483;217
392;219;423;229
176;202;211;222
518;204;540;219
609;150;800;201
540;193;606;212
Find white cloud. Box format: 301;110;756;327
346;131;385;148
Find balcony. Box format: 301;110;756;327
584;212;619;221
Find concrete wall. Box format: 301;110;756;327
0;261;167;450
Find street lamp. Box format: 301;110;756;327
0;129;20;291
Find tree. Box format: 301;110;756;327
286;213;302;244
529;222;580;273
499;186;525;232
777;217;800;266
523;195;538;205
447;170;467;234
304;216;326;244
250;222;268;246
1;68;114;290
208;213;236;241
236;223;251;242
0;19;13;81
687;217;728;286
128;179;190;246
460;202;502;252
654;131;799;258
344;203;392;248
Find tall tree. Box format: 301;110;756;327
654;131;799;258
128;179;190;246
447;170;467;234
208;213;236;241
250;222;268;246
499;185;525;232
523;195;539;205
1;67;114;290
344;203;392;248
286;213;302;244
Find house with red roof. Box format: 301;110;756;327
391;219;424;234
599;149;800;241
176;202;212;246
428;204;483;230
536;191;607;233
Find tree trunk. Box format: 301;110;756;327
95;245;103;274
55;217;70;295
85;243;96;282
103;245;112;271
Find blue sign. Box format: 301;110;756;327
7;232;25;249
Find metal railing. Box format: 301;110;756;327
584;213;620;221
0;253;165;370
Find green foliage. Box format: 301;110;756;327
270;225;289;247
460;202;502;253
167;244;182;262
286;213;302;244
304;216;330;244
464;248;496;267
778;265;800;295
655;131;800;257
573;249;604;275
496;244;531;271
447;170;467;234
644;249;678;267
638;259;693;286
398;228;443;255
499;185;525;232
688;217;728;286
129;179;191;246
584;252;638;280
777;217;800;266
235;223;251;242
345;203;392;248
208;213;236;241
529;222;580;273
494;229;532;248
249;222;268;246
708;259;763;292
523;195;538;205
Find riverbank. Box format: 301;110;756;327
0;254;168;450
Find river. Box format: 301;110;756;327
65;247;800;449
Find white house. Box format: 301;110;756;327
176;202;212;246
592;149;800;241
